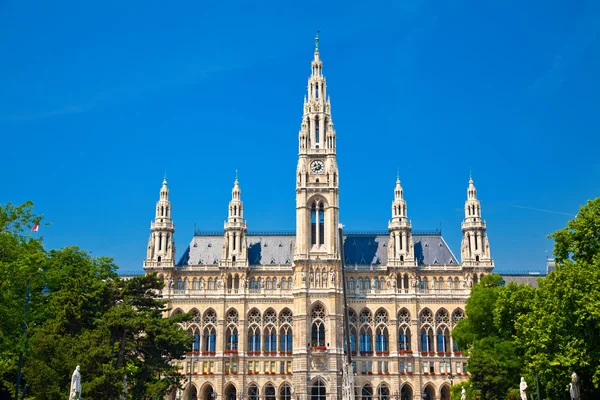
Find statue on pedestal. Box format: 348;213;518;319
70;365;82;399
519;377;527;400
461;387;466;400
569;371;580;400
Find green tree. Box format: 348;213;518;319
453;274;534;400
0;202;192;399
516;198;600;399
549;198;600;264
517;259;600;399
0;201;47;397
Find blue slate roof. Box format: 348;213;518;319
177;231;458;267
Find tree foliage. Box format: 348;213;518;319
518;222;600;398
453;274;534;400
0;202;191;399
455;198;600;400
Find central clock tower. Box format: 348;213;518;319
294;33;340;260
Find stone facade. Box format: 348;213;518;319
143;36;494;400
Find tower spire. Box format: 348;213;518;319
144;176;176;270
388;175;415;266
222;176;248;267
460;175;493;268
295;33;340;262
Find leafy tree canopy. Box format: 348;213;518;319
0;202;192;399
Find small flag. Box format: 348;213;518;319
32;223;39;232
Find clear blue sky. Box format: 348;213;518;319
2;1;599;274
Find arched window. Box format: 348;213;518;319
226;327;238;351
359;326;372;352
373;278;379;289
266;278;271;290
280;326;293;352
398;326;411;351
193;331;200;352
203;326;216;352
318;203;325;245
437;327;449;352
423;277;429;290
419;309;434;352
420;327;434;352
378;385;390;400
265;385;276;400
177;278;182;290
349;277;355;289
403;274;409;291
208;278;213;289
251;277;257;289
265;326;277;352
311;203;317;245
280;384;292;400
183;278;188;290
357;278;363;290
225;385;237;400
311;304;326;347
248;326;261;352
311;380;326;400
349;327;357;352
375;327;388;351
364;278;371;290
315;116;320;143
362;384;373;400
248;385;258;400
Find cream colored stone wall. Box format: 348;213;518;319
156;266;484;400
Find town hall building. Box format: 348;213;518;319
143;35;494;400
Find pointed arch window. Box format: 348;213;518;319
226;327;238;351
398;326;411;351
375;327;388;351
249;385;259;400
248;326;261;352
203;326;216;352
280;326;293;352
315;116;320;144
265;326;277;352
312;380;326;400
318;203;325;245
311;202;317;245
193;331;200;352
360;327;373;352
311;305;326;347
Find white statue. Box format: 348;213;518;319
302;271;306;282
519;377;527;400
371;277;377;288
70;365;82;399
461;387;466;400
570;371;580;400
330;271;335;283
199;279;205;290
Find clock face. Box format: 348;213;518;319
310;160;325;174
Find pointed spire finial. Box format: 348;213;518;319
469;167;473;184
163;169;168;185
235;169;239;183
315;30;320;52
396;167;400;182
